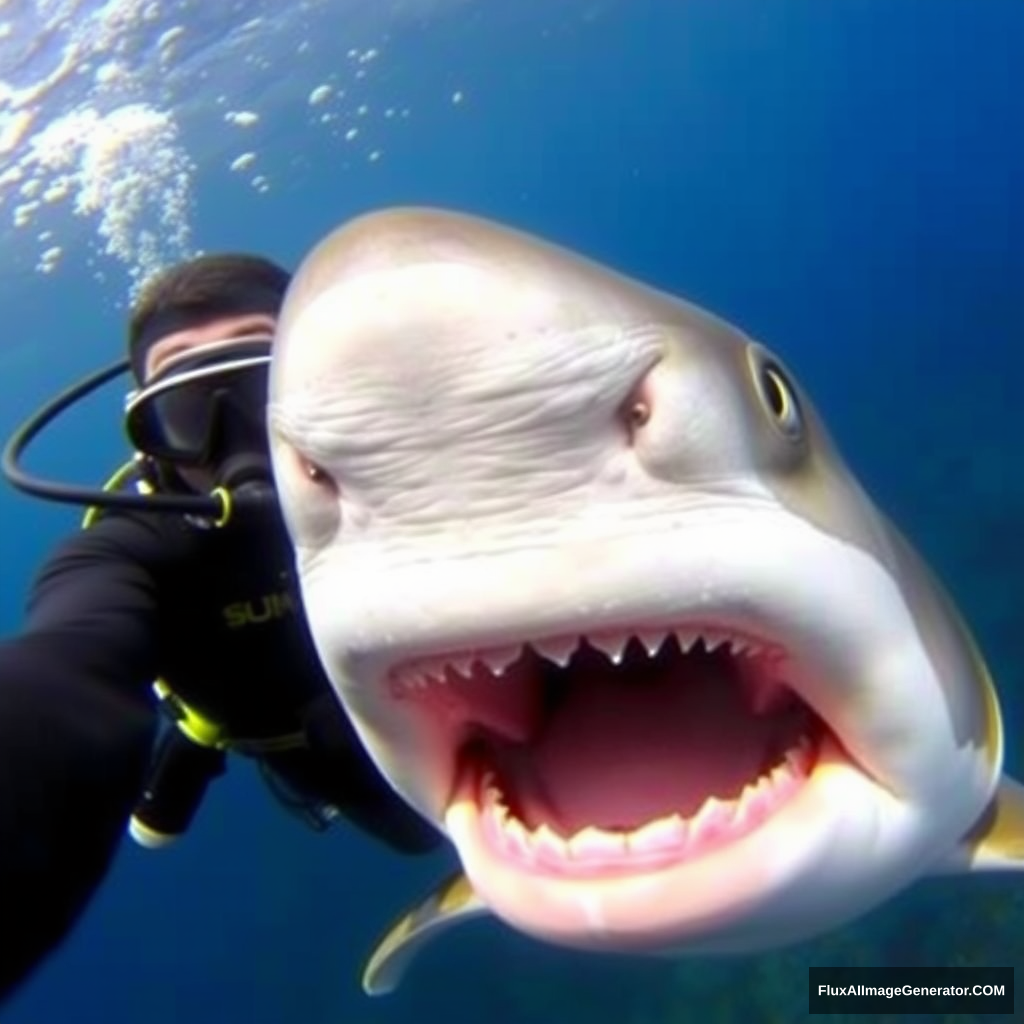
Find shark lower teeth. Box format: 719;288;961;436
479;735;815;873
389;626;787;692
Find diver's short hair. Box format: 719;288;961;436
128;253;291;381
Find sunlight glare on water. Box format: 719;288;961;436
0;0;471;299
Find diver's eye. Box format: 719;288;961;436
754;358;803;442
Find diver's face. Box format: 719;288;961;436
144;311;278;493
144;311;278;381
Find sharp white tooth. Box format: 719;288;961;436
419;659;448;684
481;771;503;804
689;796;735;840
733;638;762;657
704;631;732;653
788;737;814;773
734;779;771;829
400;666;431;688
636;630;666;657
532;637;577;668
480;645;522;676
449;655;475;678
588;632;628;664
626;813;687;854
568;825;631;860
675;628;700;653
738;781;760;805
528;823;570;863
498;816;532;858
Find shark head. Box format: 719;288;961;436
268;207;1022;969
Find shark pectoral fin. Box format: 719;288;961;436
934;775;1024;874
361;870;489;996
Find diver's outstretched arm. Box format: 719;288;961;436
0;513;170;1003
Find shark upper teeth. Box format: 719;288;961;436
586;633;629;664
703;630;733;653
636;630;666;657
730;638;762;657
452;655;478;678
390;626;788;701
479;645;523;676
395;665;425;688
674;628;701;653
530;637;577;668
425;659;450;684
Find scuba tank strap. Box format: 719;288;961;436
151;680;229;750
152;680;308;755
130;681;309;849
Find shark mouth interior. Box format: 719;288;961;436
389;627;827;875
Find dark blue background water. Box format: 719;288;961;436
1;2;1021;1021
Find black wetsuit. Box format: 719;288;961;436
0;498;439;1001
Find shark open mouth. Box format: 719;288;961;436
389;626;826;878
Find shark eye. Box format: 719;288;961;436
619;376;653;441
626;399;650;428
302;457;333;487
278;447;341;545
754;358;803;442
269;427;341;545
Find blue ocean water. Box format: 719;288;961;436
0;2;1021;1021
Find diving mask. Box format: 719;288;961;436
3;334;278;523
124;336;272;468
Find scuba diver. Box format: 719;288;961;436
0;253;441;1003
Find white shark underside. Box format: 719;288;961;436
266;207;1024;995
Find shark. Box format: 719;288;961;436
266;206;1024;995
